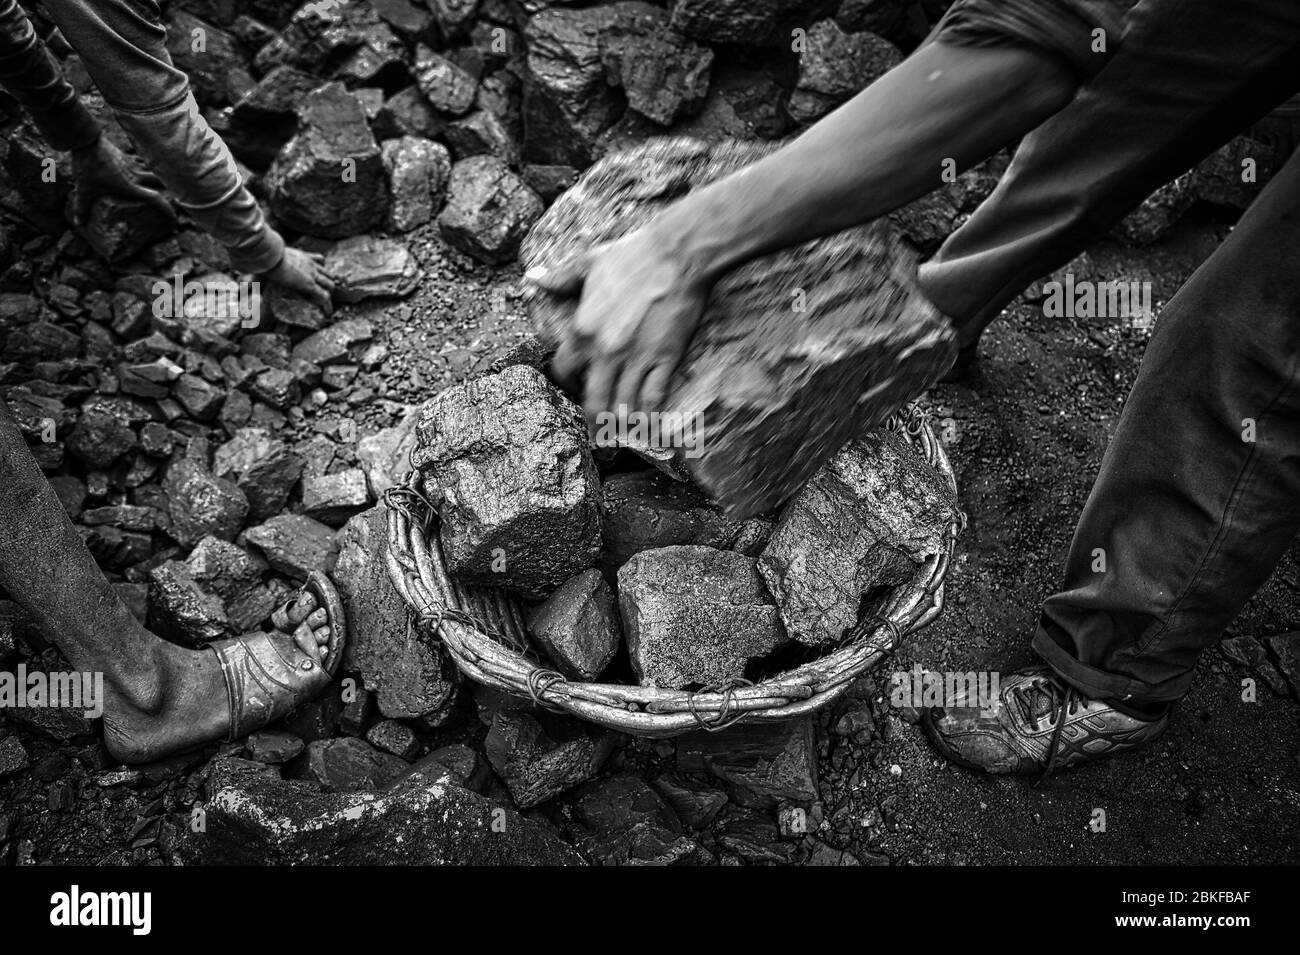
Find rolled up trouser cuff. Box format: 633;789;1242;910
1032;621;1152;702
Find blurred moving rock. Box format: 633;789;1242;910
677;718;819;809
618;545;787;688
163;458;249;547
787;20;902;124
525;138;954;519
526;568;621;680
382;136;452;232
266;82;389;238
438;155;544;264
412;365;602;598
324;236;423;302
193;757;584;864
570;774;699;865
758;430;958;647
335;507;455;719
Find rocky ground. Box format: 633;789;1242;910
1;0;1298;866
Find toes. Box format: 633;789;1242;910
305;607;328;629
292;621;320;661
313;625;331;645
287;592;319;626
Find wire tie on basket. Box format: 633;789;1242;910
687;678;753;733
526;667;567;712
382;484;435;530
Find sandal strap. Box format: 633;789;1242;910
212;632;324;742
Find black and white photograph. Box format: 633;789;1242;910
0;0;1295;932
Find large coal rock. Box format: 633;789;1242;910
265;82;389;238
411;365;602;599
335;506;455;720
523;137;954;519
757;430;959;647
618;545;788;688
190;756;584;864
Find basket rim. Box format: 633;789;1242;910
383;403;964;737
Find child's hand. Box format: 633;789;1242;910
263;247;335;312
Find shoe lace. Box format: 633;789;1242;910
1009;675;1081;784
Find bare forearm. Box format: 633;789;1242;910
653;41;1079;285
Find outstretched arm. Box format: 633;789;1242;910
534;0;1120;421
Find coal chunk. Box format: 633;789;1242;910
243;514;338;580
411;365;602;599
618;545;787;688
438;156;544;265
163;458;249;547
757;430;959;647
324;236;423;302
381;136;451;232
266;82;389;238
526;569;621;680
524;138;954;519
335;507;454;719
788;20;902;124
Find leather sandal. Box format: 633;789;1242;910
210;571;346;742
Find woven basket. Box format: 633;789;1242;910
383;403;963;737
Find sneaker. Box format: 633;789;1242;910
921;664;1168;777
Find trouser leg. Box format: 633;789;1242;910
1033;150;1300;704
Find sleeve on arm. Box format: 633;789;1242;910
0;0;100;150
933;0;1132;79
39;0;286;273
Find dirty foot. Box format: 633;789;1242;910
102;572;344;765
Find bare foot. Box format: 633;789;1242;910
101;589;336;765
263;247;335;312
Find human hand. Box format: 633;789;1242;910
263;247;335;312
528;225;712;427
70;135;174;226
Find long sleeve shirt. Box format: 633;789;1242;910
0;0;285;273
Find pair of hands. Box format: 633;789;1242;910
530;228;712;426
70;136;334;310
